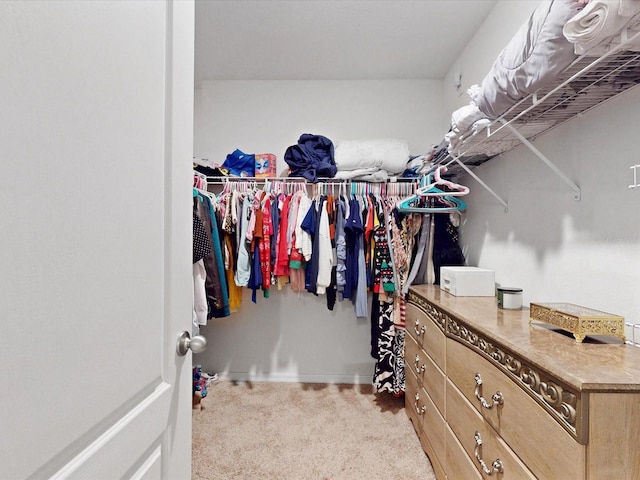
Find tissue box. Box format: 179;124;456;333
254;153;276;177
440;267;495;297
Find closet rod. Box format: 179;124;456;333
202;176;420;184
204;176;307;184
316;177;418;184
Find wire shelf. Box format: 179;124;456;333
440;26;640;173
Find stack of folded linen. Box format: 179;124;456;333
444;102;489;155
333;138;410;182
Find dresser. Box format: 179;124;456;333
405;285;640;480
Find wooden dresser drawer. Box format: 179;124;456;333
405;366;424;431
404;332;445;416
406;366;446;466
446;337;585;479
445;424;482;480
406;285;640;480
587;392;640;479
446;378;536;479
406;302;445;371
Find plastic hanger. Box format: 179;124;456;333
417;166;469;197
396;174;467;213
397;188;467;213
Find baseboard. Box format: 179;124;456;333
218;371;373;385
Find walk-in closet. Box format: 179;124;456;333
191;1;640;478
4;1;640;479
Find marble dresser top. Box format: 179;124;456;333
409;285;640;393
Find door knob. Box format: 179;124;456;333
176;331;207;356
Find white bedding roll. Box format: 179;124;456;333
334;138;410;174
563;0;640;55
470;0;581;119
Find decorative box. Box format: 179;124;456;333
529;302;625;343
440;266;495;297
254;153;277;177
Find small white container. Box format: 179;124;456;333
440;267;495;297
497;287;523;310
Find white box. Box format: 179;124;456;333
440;267;495;297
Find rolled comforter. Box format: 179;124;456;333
334;138;410;175
563;0;640;55
470;0;581;119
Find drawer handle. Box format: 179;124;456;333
474;373;504;409
414;319;426;336
414;393;426;415
474;431;504;476
414;354;426;373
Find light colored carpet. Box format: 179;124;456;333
192;380;436;480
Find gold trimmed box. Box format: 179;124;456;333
530;302;625;343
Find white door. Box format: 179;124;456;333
0;1;194;479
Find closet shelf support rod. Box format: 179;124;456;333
452;158;509;213
425;155;507;211
499;120;581;201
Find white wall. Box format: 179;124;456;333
194;79;444;383
458;88;640;339
442;1;539;115
445;4;640;339
194;1;640;384
194;79;444;172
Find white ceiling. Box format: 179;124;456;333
195;0;497;85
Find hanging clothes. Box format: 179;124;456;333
235;193;252;288
220;190;242;312
316;197;333;295
194;192;230;319
193;210;213;334
195;173;466;397
353;196;368;318
204;194;230;317
343;197;363;300
403;213;430;295
432;212;465;285
334;197;347;300
258;192;273;298
274;193;291;282
301;199;319;294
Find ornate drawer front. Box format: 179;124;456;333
405;358;446;480
446;379;536;479
405;366;423;428
446;338;585;480
404;332;445;416
406;367;446;466
446;424;482;480
406;302;445;371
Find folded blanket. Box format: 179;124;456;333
563;0;640;54
333;168;390;182
445;117;491;154
333;167;380;179
347;170;390;183
334;139;409;174
451;103;487;134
